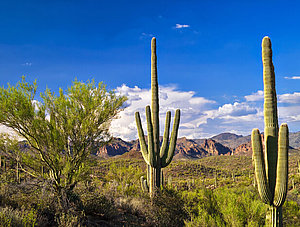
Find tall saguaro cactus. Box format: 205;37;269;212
135;37;180;196
251;36;289;227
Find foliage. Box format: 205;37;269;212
103;162;144;197
146;187;188;227
215;187;266;226
79;186;116;219
0;77;126;210
183;188;225;227
0;206;37;227
283;200;300;226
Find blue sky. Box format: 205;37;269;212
1;0;300;140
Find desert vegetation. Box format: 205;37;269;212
0;37;299;226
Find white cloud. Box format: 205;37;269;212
245;90;264;102
175;24;190;29
278;92;300;103
111;84;300;140
215;102;257;117
284;76;300;80
110;85;265;140
110;85;216;140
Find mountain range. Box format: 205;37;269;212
96;131;300;159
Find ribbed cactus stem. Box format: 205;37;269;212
274;124;288;207
262;37;278;199
135;37;180;197
151;38;161;189
252;36;289;227
151;38;160;162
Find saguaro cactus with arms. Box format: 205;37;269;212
135;37;180;196
251;36;289;227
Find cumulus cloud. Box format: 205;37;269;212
216;102;257;117
111;84;300;140
175;24;190;29
278;92;300;103
245;90;264;102
110;84;216;140
110;85;266;140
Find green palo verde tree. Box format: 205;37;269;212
251;36;288;227
135;37;180;196
0;77;126;211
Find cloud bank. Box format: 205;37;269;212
110;85;300;141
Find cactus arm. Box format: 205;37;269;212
135;111;149;165
274;123;289;207
160;111;171;160
252;128;272;205
146;106;156;167
162;109;180;167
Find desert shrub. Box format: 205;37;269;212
80;189;116;219
0;206;37;227
115;197;146;217
55;211;83;227
103;162;143;197
145;187;188;227
183;188;225;227
214;187;266;226
283;200;300;226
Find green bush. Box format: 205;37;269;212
81;190;116;219
283;200;300;226
183;188;225;227
103;162;143;197
146;187;188;227
215;187;266;226
55;212;83;227
0;206;37;227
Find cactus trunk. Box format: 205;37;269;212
135;37;180;197
251;36;288;227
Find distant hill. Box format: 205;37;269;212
193;133;250;149
96;136;232;159
288;131;300;148
96;131;300;159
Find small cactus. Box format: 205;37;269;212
140;176;149;192
251;36;288;227
135;38;180;196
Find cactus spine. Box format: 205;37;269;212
135;37;180;196
251;36;288;227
